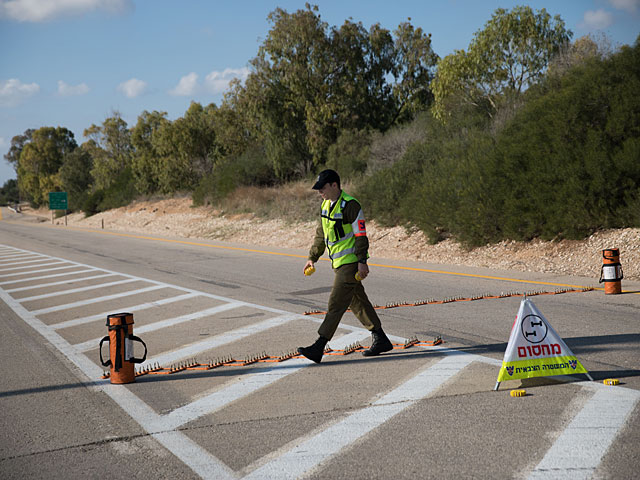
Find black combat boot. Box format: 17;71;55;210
298;336;328;363
362;328;393;357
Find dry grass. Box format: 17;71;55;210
216;180;322;223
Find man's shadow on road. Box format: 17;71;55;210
2;333;638;397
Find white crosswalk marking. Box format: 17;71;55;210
529;385;640;480
75;302;246;352
16;277;140;302
146;313;300;366
0;244;637;480
0;257;51;267
0;264;81;277
5;272;116;292
0;260;65;272
0;253;41;259
161;332;369;431
51;292;200;330
244;352;475;479
0;268;97;285
30;285;166;314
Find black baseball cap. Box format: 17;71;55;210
312;169;340;190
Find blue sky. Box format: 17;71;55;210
1;0;639;186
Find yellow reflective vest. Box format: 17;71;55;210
321;192;367;268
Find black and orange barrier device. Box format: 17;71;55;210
600;248;623;295
101;336;443;380
100;313;148;384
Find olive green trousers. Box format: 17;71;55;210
317;262;382;340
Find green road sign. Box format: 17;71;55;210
49;191;68;210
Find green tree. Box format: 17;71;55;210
431;6;572;120
17;126;77;206
391;21;439;122
214;90;255;158
153;102;220;192
84;112;132;191
246;4;327;178
0;179;20;205
4;128;34;174
362;38;640;246
238;4;438;179
130;110;170;194
59;144;93;211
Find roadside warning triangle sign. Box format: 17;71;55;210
495;297;591;388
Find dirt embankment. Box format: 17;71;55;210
24;196;639;281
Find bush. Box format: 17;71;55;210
493;41;640;241
356;145;423;228
98;167;139;211
82;167;138;216
193;145;275;206
82;189;104;217
357;108;497;244
0;179;19;205
358;39;640;247
366;113;431;174
325;129;371;180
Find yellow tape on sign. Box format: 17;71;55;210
497;355;589;382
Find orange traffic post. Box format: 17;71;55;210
600;248;624;295
100;312;147;384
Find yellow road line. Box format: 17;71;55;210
370;262;594;290
6;220;636;294
70;227;311;259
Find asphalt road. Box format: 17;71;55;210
1;209;639;479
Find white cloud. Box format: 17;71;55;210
169;68;249;97
0;136;7;148
204;67;250;94
609;0;639;13
583;9;614;29
57;80;89;96
0;78;40;106
169;72;199;96
117;78;147;98
0;0;133;22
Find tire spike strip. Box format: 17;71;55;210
105;336;444;379
303;287;594;315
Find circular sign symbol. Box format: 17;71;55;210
520;314;548;344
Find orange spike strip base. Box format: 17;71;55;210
101;336;444;380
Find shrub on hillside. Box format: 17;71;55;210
358;38;640;246
82;167;138;217
366;114;429;174
193;145;275;206
82;189;104;217
357;108;495;244
493;40;640;240
325;129;371;180
0;179;20;205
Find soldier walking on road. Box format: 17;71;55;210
298;169;393;363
